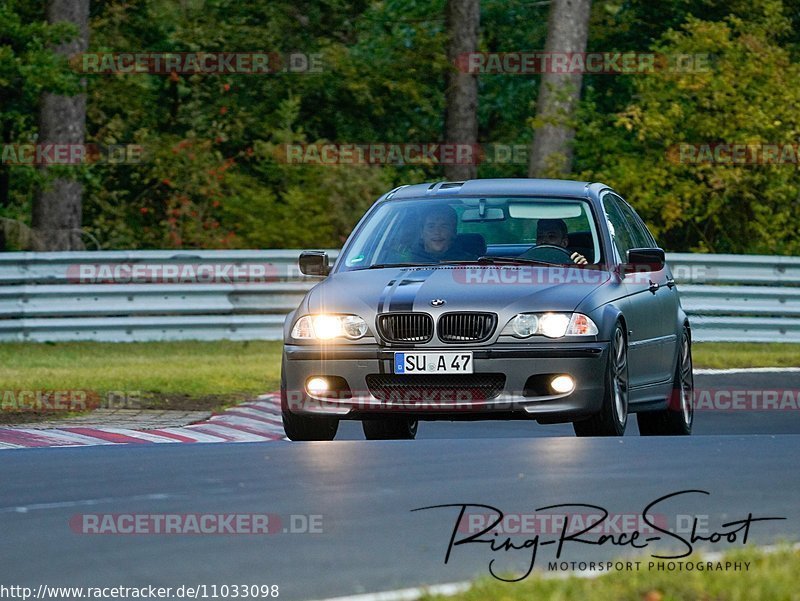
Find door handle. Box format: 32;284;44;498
666;277;675;289
648;280;660;293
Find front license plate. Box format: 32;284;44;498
394;352;473;374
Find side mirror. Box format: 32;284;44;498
299;251;330;276
625;247;665;273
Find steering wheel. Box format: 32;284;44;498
518;244;574;264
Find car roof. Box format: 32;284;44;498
385;178;607;201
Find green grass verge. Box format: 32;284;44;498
420;546;799;601
692;342;800;369
0;340;283;419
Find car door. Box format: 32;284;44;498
601;193;670;388
616;197;679;382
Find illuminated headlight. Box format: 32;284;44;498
312;315;342;339
538;313;572;338
291;314;368;340
502;313;598;339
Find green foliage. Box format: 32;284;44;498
80;0;435;248
576;0;800;253
0;0;83;242
3;0;800;253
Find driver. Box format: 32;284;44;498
536;219;588;265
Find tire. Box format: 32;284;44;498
282;406;339;441
362;418;418;440
573;323;629;437
280;360;339;441
637;326;693;436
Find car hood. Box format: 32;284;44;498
305;265;611;316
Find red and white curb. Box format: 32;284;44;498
0;394;287;449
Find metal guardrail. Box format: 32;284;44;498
0;250;338;342
0;250;328;285
667;253;800;286
0;250;798;343
666;253;800;342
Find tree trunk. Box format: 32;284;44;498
528;0;592;178
444;0;479;182
31;0;89;251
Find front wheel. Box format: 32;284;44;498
362;418;418;440
637;326;693;436
573;323;629;437
282;406;339;441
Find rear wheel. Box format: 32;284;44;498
280;360;339;441
573;323;628;437
637;326;693;436
362;418;418;440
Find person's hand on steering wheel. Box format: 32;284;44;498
521;244;589;265
570;251;588;265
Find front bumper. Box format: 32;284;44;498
282;342;609;423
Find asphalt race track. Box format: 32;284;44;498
1;371;799;600
337;371;800;438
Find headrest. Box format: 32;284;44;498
455;233;487;256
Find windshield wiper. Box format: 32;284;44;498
440;256;562;267
356;262;436;270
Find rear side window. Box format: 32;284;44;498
613;195;656;248
601;194;635;261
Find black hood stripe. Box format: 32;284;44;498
377;278;399;314
388;269;436;312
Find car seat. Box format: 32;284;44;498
566;231;594;263
454;233;487;257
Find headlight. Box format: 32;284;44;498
341;315;368;338
291;315;315;339
538;313;571;338
291;314;368;340
510;314;539;337
502;313;598;339
312;315;342;339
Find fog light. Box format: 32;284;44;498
306;377;329;395
550;375;575;394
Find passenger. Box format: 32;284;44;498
406;205;477;263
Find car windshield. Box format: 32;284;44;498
338;197;602;271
